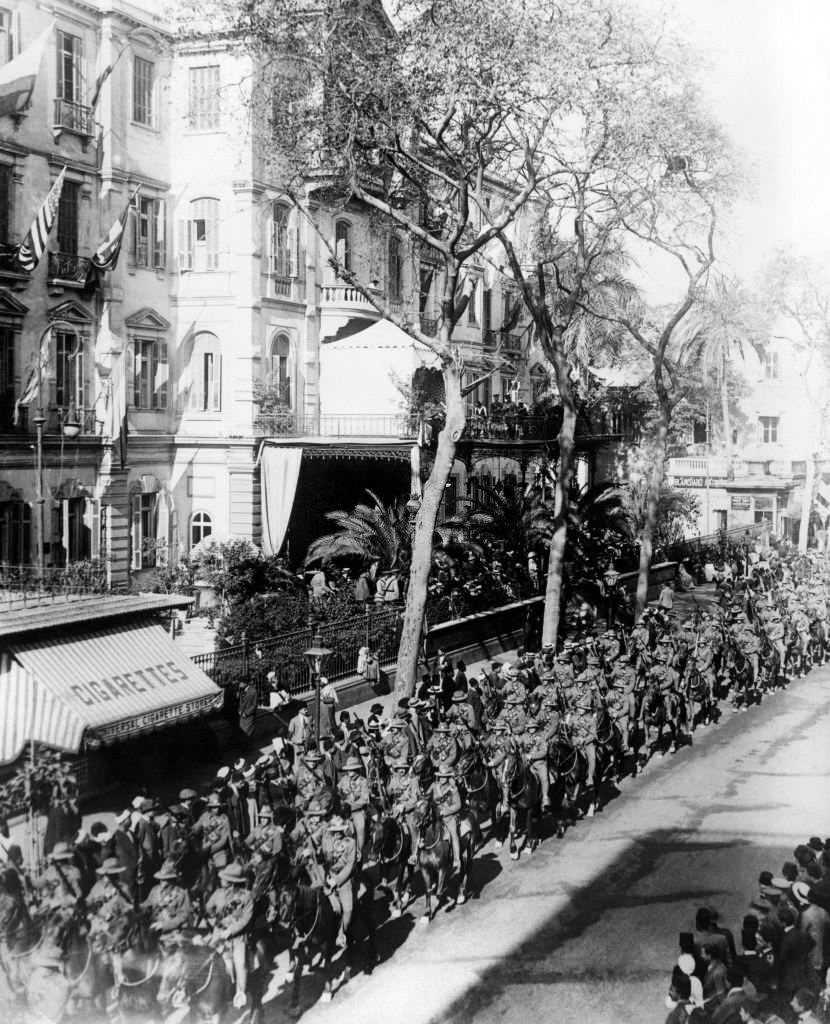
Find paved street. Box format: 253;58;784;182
276;666;830;1024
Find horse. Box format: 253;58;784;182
809;616;827;666
758;633;782;691
640;684;683;757
272;879;340;1012
457;747;503;845
725;642;758;710
489;747;540;859
156;938;231;1024
594;706;626;782
684;666;716;729
413;797;477;922
547;729;604;835
362;811;413;919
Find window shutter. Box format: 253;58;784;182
207;207;219;270
289;223;300;278
75;347;86;412
267;218;276;276
154;200;166;269
130;495;142;570
156;341;168;410
61;500;70;560
86;498;100;558
125;341;135;408
10;10;20;58
178;219;192;271
211;353;221;411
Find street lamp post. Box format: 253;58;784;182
303;631;333;746
32;320;81;578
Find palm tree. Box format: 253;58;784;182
304;490;411;571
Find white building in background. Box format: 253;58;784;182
4;0;586;585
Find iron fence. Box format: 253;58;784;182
0;562;109;609
191;606;401;701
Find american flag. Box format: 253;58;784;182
17;166;66;272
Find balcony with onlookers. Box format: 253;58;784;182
0;561;109;610
53;98;94;143
48;251;92;289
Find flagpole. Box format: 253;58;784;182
33;325;48;582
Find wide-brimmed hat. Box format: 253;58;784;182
218;862;247;884
303;749;324;764
391;758;410;770
435;767;455;777
505;694;524;705
242;765;256;781
434;722;451;733
791;881;812;906
216;766;231;781
258;806;274;819
342;756;363;772
388;719;407;730
206;793;222;808
327;815;349;833
178;788;198;801
233;758;246;772
451;690;467;703
256;753;273;768
168;803;187;818
154;859;180;881
97;857;126;876
49;842;75;862
306;798;328;817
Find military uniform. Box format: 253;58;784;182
446;698;477;751
205;866;253;1010
693;636;717;700
605;662;637;762
294;759;329;811
387;765;421;863
34;855;82;916
428;773;462;873
321;822;357;941
519;723;550;808
246;816;284;862
141;880;192;936
568;690;599;788
86;874;133;952
337;766;370;856
381;723;412;767
426;725;460;770
501;698;527;735
194;802;232;870
289;813;327;887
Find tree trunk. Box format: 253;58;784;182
798;449;817;553
541;373;577;648
635;414;668;618
395;363;464;695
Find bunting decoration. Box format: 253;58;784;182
91;186;140;273
17;167;66;273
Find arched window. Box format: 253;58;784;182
334;220;351;273
388;234;402;301
269;332;291;406
190;510;213;549
189;331;221;412
180;197;220;271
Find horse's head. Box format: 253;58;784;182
274;883;297;931
413;797;435;834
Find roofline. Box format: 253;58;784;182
0;594;193;641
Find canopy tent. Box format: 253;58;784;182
319;318;440;418
0;619;222;763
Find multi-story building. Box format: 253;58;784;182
0;0;629;589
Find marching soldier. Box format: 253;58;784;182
520;719;551;810
426;722;460;771
141;858;192;942
336;756;371;858
428;767;462;876
321;815;357;948
205;861;253;1009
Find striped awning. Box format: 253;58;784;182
0;620;223;763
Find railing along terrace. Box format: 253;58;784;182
192;606;401;702
47;251;92;286
317;413;413;437
0;562;109;608
320;285;375;307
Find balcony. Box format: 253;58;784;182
48;251;92;289
0;246;30;289
269;273;305;302
0;562;108;610
484;329;523;354
320;284;377;309
667;456;730;483
420;316;439;337
53;98;94;143
253;410;414;438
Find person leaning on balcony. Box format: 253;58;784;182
473;400;488;437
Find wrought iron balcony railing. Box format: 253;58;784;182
0;562;109;609
48;251;92;286
53;98;94;138
420;316;438;337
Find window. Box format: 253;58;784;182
57;180;79;255
180;197;219;271
134;195;166;269
269;201;300;280
419;264;434;313
763;351;779;380
0;163;11;244
334;220;351;273
188;65;220;130
54;330;85;411
388;235;402;301
52;497;95;565
443;476;458;518
132;338;168;410
190;511;213;549
530;365;548;404
467;279;478;325
269;333;291;406
132;493;157;569
189;332;221;412
132;56;154;125
482;288;492;336
0;326;13;428
56;31;83;104
0;500;30;564
0;9;19;66
759;415;779;443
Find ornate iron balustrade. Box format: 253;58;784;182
48;251;92;286
53;98;93;138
